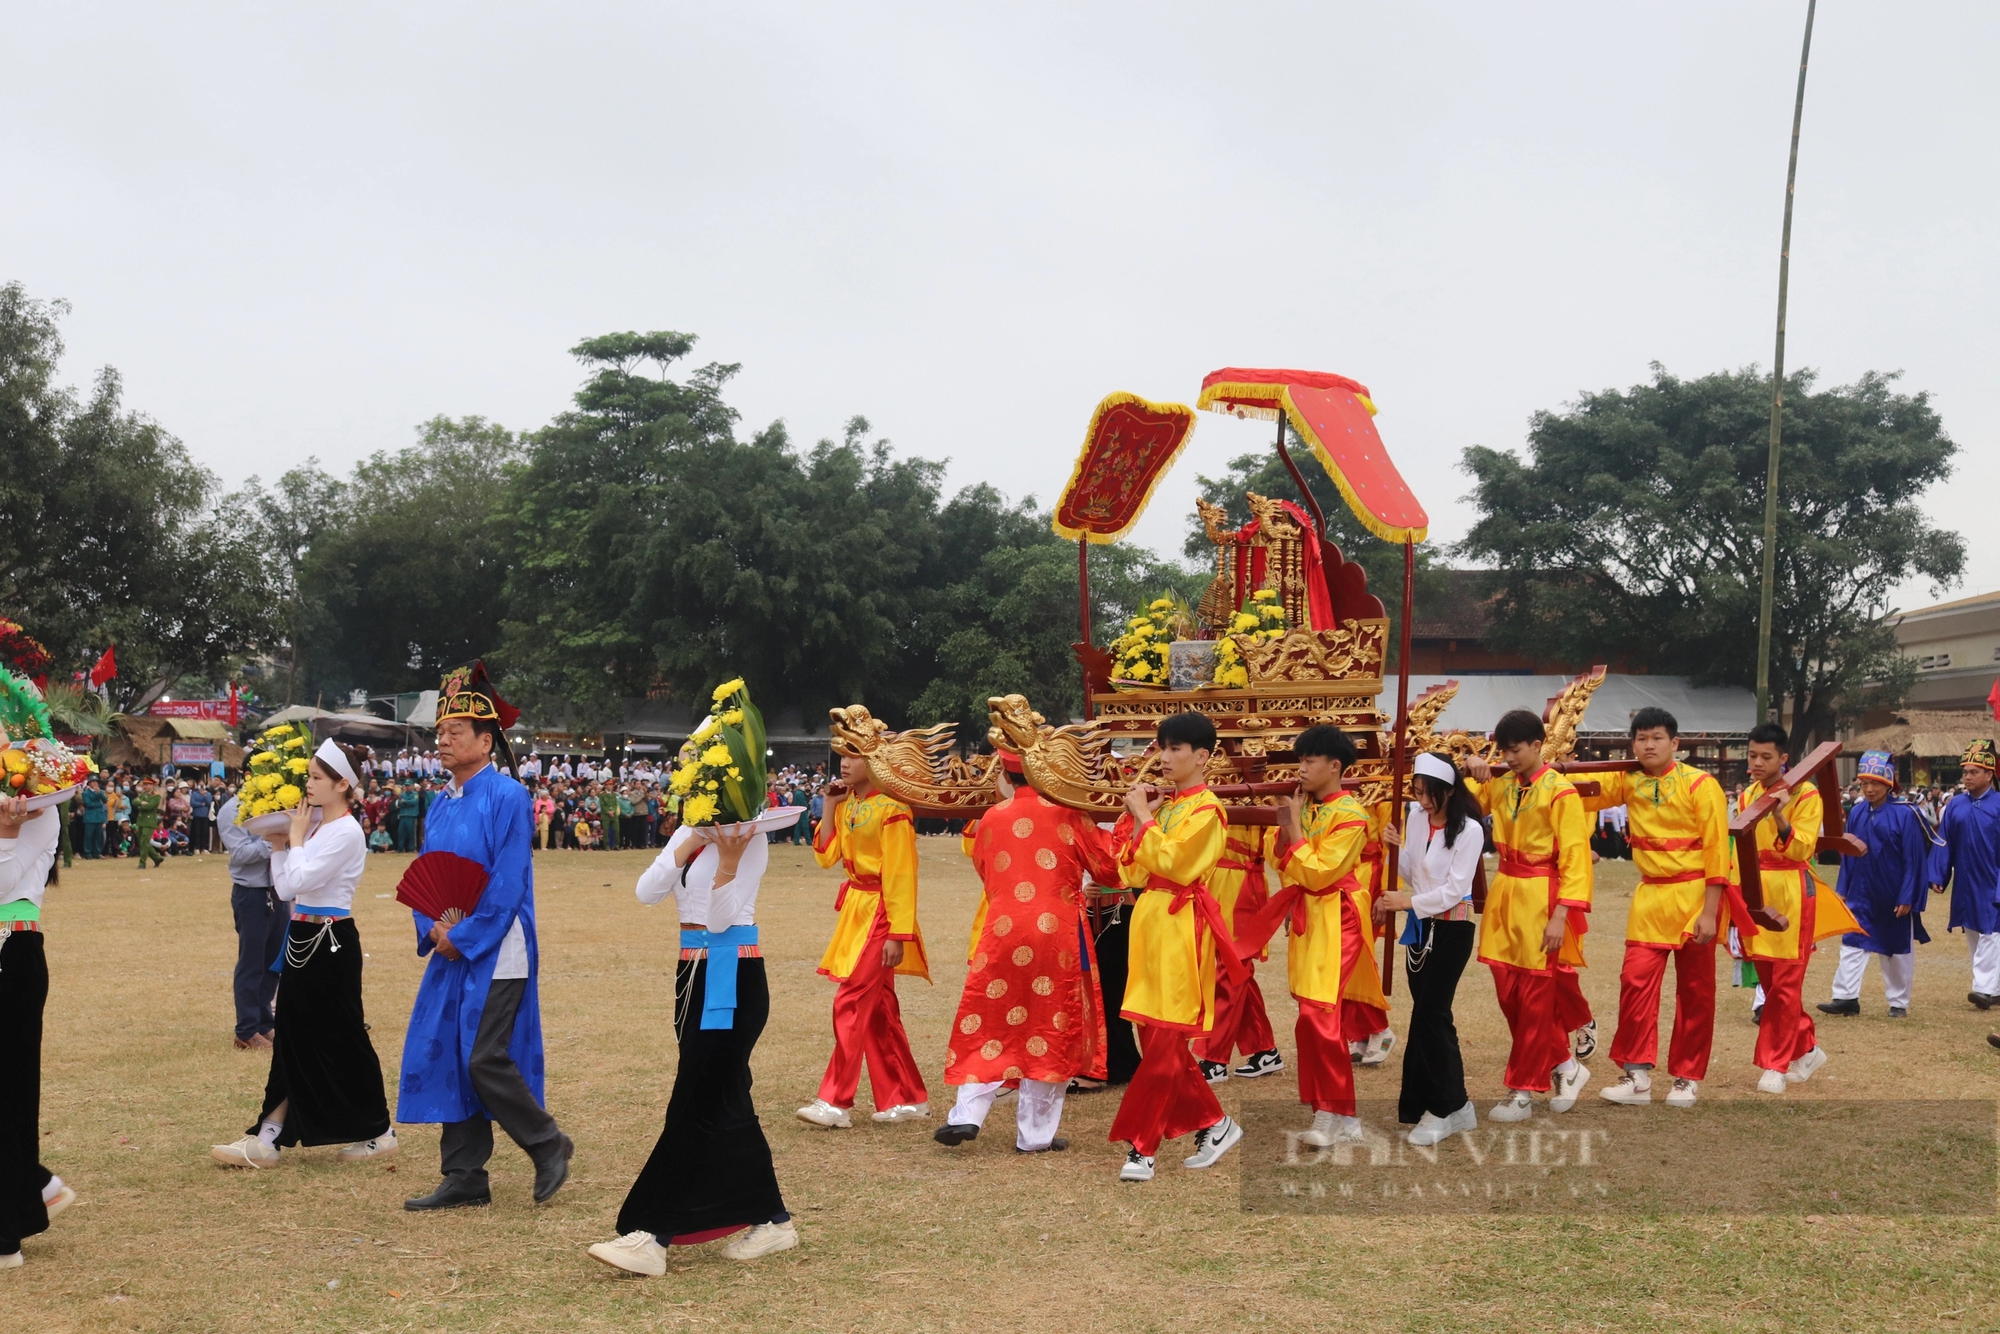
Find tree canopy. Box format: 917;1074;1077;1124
1458;363;1963;748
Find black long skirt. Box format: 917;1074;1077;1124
616;956;783;1241
1091;905;1141;1085
0;930;51;1247
251;919;391;1146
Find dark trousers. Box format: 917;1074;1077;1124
0;931;52;1251
395;818;418;852
81;822;104;859
1398;918;1475;1123
133;826;162;867
1091;901;1142;1085
602;815;619;851
190;816;212;854
439;979;562;1187
231;884;287;1040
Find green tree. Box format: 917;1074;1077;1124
1457;364;1963;751
0;282;277;708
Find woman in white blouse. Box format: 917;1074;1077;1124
211;740;394;1169
589;820;797;1274
0;788;73;1270
1377;751;1485;1147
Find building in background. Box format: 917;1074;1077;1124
1888;588;2000;713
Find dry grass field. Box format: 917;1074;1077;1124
7;837;2000;1333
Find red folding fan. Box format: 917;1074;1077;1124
395;851;489;926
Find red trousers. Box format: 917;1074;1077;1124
1553;965;1592;1032
1199;963;1276;1062
1607;938;1717;1081
816;906;928;1110
1295;892;1367;1112
1296;1003;1358;1115
1340;999;1389;1044
1108;1023;1224;1156
1490;964;1570;1093
1752;958;1817;1072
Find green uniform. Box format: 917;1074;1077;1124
131;789;164;867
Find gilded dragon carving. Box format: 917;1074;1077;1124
826;704;1001;815
1234;621;1387;686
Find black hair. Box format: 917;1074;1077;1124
1293;724;1357;769
1747;721;1789;749
1411;753;1485;849
1492;709;1545;751
1157;711;1217;754
1629;706;1679;739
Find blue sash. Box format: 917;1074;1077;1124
681;924;759;1030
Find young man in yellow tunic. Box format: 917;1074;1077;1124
1734;722;1855;1093
1269;725;1373;1148
1106;712;1240;1183
1465;709;1593;1122
796;754;931;1129
1339;799;1397;1067
1585;708;1730;1109
1194;822;1283;1083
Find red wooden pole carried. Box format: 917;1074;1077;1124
1379;539;1415;995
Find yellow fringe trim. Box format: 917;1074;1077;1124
1050;391;1198;544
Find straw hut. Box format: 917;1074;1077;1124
1844;709;1996;788
103;715;247;773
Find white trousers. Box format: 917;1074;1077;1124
1969;932;2000;996
948;1078;1067;1151
1831;944;1915;1009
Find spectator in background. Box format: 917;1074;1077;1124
218;788;283;1049
394;781;421;853
189;780;214;855
80;776;108;859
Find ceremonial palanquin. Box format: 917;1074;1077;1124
827;368;1614;825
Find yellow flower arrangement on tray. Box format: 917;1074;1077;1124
1211;588;1288;688
668;678;768;826
234;722;313;823
1108;597;1178;690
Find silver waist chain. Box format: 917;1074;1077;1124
284;918;342;970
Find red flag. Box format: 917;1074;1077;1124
228;682;240;726
1988;677;1999;723
89;645;116;687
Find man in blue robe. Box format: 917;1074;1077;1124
1927;740;2000;1010
1820;750;1932;1019
400;662;573;1211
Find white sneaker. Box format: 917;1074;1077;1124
1571;1019;1598;1061
869;1102;930;1123
338;1131;398;1161
1664;1078;1698;1108
1297;1111;1363;1147
1757;1068;1788;1094
722;1220;799;1261
1119;1148;1155;1182
1233;1049;1285;1078
0;1251;20;1269
588;1230;667;1276
1549;1062;1591;1113
795;1099;852;1129
1199;1059;1231;1085
1181;1116;1243;1168
210;1136;280;1168
1359;1030;1396;1067
1786;1046;1827;1085
1488;1091;1533;1122
1405;1111;1452;1146
1599;1073;1653;1106
1443;1100;1478;1138
43;1184;76;1220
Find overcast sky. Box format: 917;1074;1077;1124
6;2;1994;610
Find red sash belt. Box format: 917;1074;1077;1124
1639;869;1706;886
1758;852;1808;872
1145;875;1250;986
1494;848;1588;941
1231;874;1357;962
834;872;882;912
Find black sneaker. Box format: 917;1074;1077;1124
1888;1006;1909;1019
1198;1059;1230;1085
1751;1005;1763;1025
1015;1137;1068;1154
1971;992;1998;1011
1233;1049;1285;1079
1817;998;1860;1016
933;1123;980;1146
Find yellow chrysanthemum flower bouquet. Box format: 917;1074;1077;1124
669;678;770;828
1211;588;1287;688
234;723;314;827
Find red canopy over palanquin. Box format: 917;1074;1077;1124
1195;367;1428;546
1050;391;1198;544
